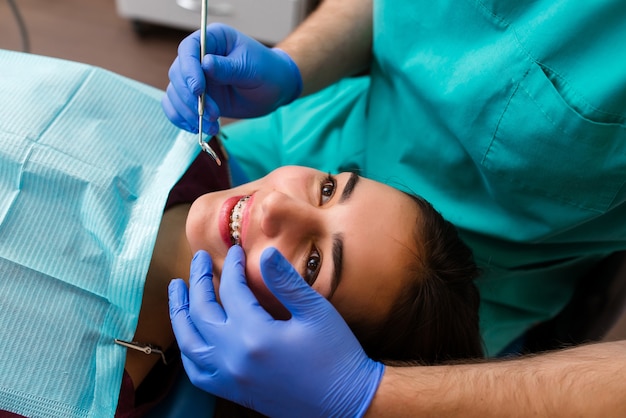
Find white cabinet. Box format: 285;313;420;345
115;0;315;44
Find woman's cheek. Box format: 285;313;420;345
245;265;290;320
185;204;205;254
185;199;225;260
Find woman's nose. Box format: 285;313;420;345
260;190;315;238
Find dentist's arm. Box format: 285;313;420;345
367;341;626;417
276;0;373;96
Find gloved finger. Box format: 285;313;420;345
161;83;220;136
203;55;255;88
188;251;227;328
177;30;206;95
200;92;221;124
260;247;334;319
161;98;192;133
162;83;197;133
180;353;221;396
219;245;274;322
166;62;221;133
168;279;211;355
168;57;203;113
204;120;221;137
204;22;239;57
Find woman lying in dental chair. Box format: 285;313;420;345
0;146;484;418
126;152;485;418
0;49;482;418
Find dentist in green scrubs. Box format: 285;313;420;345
163;0;626;415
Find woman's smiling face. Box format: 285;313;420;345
186;166;420;324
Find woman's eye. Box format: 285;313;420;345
304;247;322;286
320;174;336;205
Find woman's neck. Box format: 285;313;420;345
125;203;193;388
149;204;194;281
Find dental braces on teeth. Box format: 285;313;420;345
230;195;250;245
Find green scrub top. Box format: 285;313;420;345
223;0;626;356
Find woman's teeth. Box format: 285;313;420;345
229;196;250;245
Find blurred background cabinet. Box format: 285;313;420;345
115;0;317;44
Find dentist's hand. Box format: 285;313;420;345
168;246;384;418
162;23;303;136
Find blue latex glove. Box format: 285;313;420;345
168;246;384;418
161;23;303;136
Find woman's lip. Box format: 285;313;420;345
219;195;243;248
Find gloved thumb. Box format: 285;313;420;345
203;55;252;87
259;247;330;319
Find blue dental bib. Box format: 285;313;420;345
0;50;198;418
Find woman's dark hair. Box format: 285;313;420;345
347;194;484;364
214;194;483;417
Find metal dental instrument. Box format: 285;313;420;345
198;0;222;166
114;338;168;365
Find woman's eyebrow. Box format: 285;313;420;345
338;172;360;203
329;173;359;299
328;234;343;300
